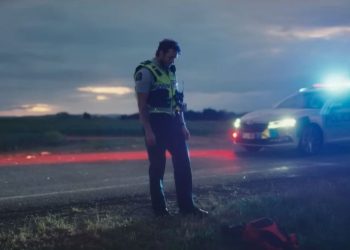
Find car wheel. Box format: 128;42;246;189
298;125;323;155
244;146;262;152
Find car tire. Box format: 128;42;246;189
298;125;323;155
244;146;262;152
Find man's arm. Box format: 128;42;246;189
135;67;156;145
137;92;156;146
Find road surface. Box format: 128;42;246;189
0;137;349;212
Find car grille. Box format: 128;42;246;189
241;122;267;132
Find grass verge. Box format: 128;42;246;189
0;117;232;152
1;174;349;250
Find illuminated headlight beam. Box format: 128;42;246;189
233;118;241;129
268;118;296;129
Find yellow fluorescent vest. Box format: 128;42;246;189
135;60;181;114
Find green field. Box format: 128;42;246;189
0;115;232;152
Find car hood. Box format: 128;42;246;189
241;108;319;123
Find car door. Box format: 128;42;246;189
323;96;350;141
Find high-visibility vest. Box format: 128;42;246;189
135;60;183;114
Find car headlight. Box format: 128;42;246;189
233;118;241;129
268;118;296;129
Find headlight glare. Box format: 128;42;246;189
233;118;241;129
268;118;296;129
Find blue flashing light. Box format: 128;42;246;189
317;74;350;92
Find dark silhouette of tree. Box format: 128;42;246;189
82;112;92;120
55;112;71;118
118;109;238;121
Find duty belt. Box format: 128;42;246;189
149;107;180;115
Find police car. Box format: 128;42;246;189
232;84;350;155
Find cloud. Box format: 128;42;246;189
77;86;133;95
20;104;53;113
1;0;350;116
0;103;56;116
268;26;350;40
96;95;109;101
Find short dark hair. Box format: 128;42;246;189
156;39;181;56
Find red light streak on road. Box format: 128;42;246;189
0;149;235;167
190;150;235;160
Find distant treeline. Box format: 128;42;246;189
120;108;243;121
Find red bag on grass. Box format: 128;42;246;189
222;217;299;250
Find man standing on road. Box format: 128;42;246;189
134;39;208;217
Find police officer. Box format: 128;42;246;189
134;39;208;217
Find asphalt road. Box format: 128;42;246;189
0;139;349;212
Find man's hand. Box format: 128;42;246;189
145;128;157;146
182;126;190;140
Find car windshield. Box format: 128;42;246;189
276;91;328;109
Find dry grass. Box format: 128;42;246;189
1;174;350;250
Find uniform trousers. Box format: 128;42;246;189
146;113;195;213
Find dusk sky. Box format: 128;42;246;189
1;0;350;116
